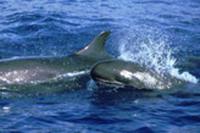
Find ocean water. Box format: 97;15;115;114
0;0;200;132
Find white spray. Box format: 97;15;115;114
118;28;198;84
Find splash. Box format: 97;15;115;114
118;28;198;84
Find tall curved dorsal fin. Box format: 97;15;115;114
76;31;111;58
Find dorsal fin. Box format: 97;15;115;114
76;31;111;58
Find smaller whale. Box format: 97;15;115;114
90;59;183;90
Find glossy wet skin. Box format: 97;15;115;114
0;56;88;84
0;31;112;86
91;60;182;90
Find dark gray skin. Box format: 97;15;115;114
0;31;112;93
91;59;183;90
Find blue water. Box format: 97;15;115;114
0;0;200;132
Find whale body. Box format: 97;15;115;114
91;59;183;90
0;31;111;92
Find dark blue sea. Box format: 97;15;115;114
0;0;200;132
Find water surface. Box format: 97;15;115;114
0;0;200;132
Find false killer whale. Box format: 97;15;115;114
90;59;184;90
0;31;112;92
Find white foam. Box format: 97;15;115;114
170;68;198;83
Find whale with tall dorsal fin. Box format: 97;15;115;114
0;31;112;91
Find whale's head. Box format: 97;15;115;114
90;60;178;90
